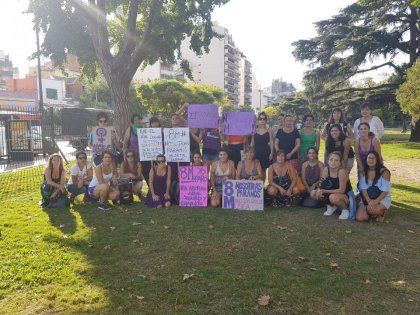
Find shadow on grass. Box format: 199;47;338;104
42;205;77;235
392;183;420;195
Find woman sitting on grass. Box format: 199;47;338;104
356;151;391;222
236;146;263;181
145;154;171;208
119;149;143;200
311;151;352;220
266;150;299;206
210;148;236;207
301;147;323;207
67;151;93;204
88;150;119;211
40;153;68;207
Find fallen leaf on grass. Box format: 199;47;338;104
182;273;194;281
104;245;111;250
132;239;139;243
365;279;373;284
59;224;65;228
208;224;214;229
196;241;203;245
325;252;331;257
132;222;142;226
277;226;287;230
330;262;339;269
257;295;270;306
298;256;307;261
110;226;116;230
88;244;94;248
309;267;318;271
136;296;144;300
150;220;156;224
396;280;406;285
408;230;414;233
345;230;352;234
164;225;169;229
62;234;68;239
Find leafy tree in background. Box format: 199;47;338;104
397;58;420;139
137;79;229;116
292;0;420;140
29;0;229;135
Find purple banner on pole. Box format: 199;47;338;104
187;104;219;128
179;166;208;207
222;112;255;135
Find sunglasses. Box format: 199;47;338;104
126;154;134;158
78;156;87;160
99;119;107;123
157;160;166;163
258;117;267;121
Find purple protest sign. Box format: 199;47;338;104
179;166;208;207
222;180;264;211
222;112;255;135
187;104;219;128
92;127;113;155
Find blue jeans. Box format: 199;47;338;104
67;184;87;196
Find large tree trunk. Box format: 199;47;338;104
107;74;131;139
409;119;420;142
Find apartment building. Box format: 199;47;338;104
0;50;19;91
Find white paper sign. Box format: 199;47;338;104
163;128;190;162
138;128;163;161
92;127;113;155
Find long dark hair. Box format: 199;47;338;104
326;124;346;154
122;149;139;175
363;151;387;185
328;108;346;124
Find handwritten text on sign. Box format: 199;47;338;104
222;112;255;135
163;128;190;162
222;180;264;211
92;127;112;155
138;128;163;161
188;104;219;128
179;166;208;207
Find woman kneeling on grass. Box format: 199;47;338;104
40;153;68;207
88;150;119;211
145;154;171;208
67;151;93;204
356;151;391;222
119;149;143;200
266;150;299;207
301;147;324;207
210;148;236;207
311;151;352;219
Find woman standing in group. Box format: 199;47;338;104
141;116;162;188
353;102;384;139
202;127;222;166
120;149;143;200
356;151;391;222
266;150;299;206
311;151;352;220
210;148;236;207
236;147;263;180
299;114;320;167
88;150;119;211
325;124;354;173
123;113;143;161
67;150;93;203
321;108;355;140
40;153;67;207
274;114;301;171
355;122;382;171
145;154;171;208
251;112;273;181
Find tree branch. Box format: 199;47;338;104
315;84;399;100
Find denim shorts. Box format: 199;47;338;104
202;153;218;161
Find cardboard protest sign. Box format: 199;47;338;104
163;128;190;162
92;127;113;155
138;128;163;161
222;112;254;135
188;104;219;128
179;166;208;207
222;179;264;211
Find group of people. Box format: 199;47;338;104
40;101;391;222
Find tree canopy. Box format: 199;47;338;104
28;0;229;135
396;58;420;118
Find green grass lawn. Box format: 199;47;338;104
1;143;419;314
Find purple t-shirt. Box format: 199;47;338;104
202;129;221;155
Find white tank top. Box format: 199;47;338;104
88;165;113;187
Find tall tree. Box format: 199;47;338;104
396;58;420;140
28;0;229;135
292;0;420;140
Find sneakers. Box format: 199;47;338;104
98;202;112;211
339;209;349;220
324;204;337;216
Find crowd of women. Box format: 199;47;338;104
40;102;391;222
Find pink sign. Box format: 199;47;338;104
179;166;208;207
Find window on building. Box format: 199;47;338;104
46;88;58;100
